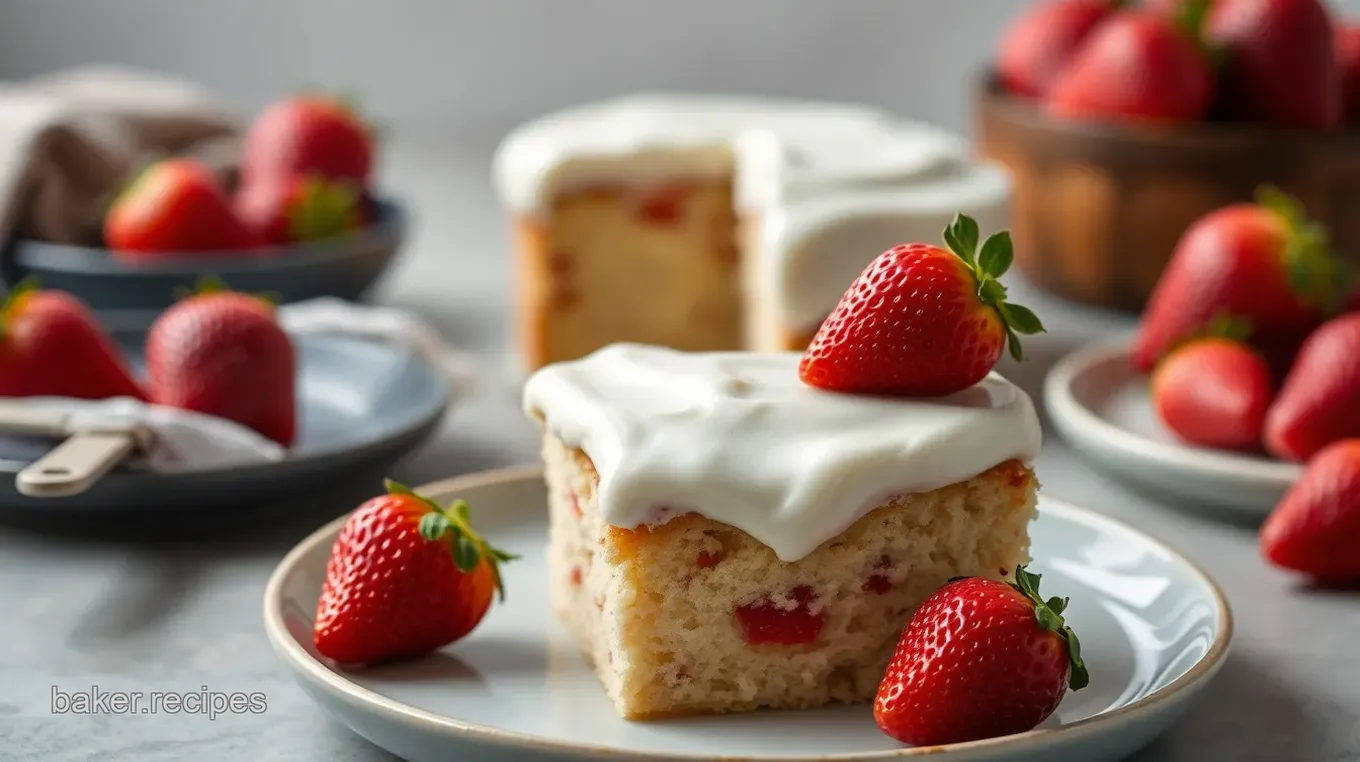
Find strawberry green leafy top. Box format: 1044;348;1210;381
1012;565;1089;691
1256;185;1352;314
385;479;520;601
943;214;1047;362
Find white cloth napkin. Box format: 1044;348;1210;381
0;299;477;473
11;397;288;471
0;65;241;249
277;298;479;390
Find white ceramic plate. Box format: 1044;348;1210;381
264;465;1231;762
1045;342;1300;517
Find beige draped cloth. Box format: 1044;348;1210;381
0;65;243;248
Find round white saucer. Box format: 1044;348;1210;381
263;465;1232;762
1045;342;1300;517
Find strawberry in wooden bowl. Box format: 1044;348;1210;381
978;0;1359;312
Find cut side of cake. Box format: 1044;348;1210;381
495;95;1012;371
523;344;1043;720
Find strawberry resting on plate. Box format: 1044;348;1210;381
145;281;297;447
1264;313;1360;462
1261;439;1360;583
0;281;145;400
874;566;1088;746
1151;323;1274;451
799;214;1045;397
314;480;518;665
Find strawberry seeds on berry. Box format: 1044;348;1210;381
874;566;1087;747
799;214;1045;397
314;479;518;665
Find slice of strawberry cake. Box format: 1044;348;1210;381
524;216;1045;719
523;343;1042;719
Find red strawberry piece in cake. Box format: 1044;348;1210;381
696;551;723;568
735;586;826;646
635;185;688;226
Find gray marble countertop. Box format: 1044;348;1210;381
2;139;1357;762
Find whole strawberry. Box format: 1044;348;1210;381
0;282;145;400
799;214;1044;397
1045;10;1214;123
1336;25;1360;123
996;0;1119;99
1263;314;1360;462
1206;0;1340;128
1132;187;1346;373
314;480;517;664
234;175;366;246
241;95;374;188
1152;331;1272;450
145;284;296;446
875;567;1088;746
104;159;259;256
1260;439;1360;582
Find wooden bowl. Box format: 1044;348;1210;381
975;76;1360;312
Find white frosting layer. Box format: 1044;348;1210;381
523;344;1042;562
492;94;1012;334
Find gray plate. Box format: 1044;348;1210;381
1045;341;1300;517
0;332;452;514
5;199;407;328
265;467;1232;762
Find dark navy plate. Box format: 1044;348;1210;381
5;199;407;328
0;332;452;514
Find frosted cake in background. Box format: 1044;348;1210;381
494;95;1011;370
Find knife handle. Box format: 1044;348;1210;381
16;432;140;498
